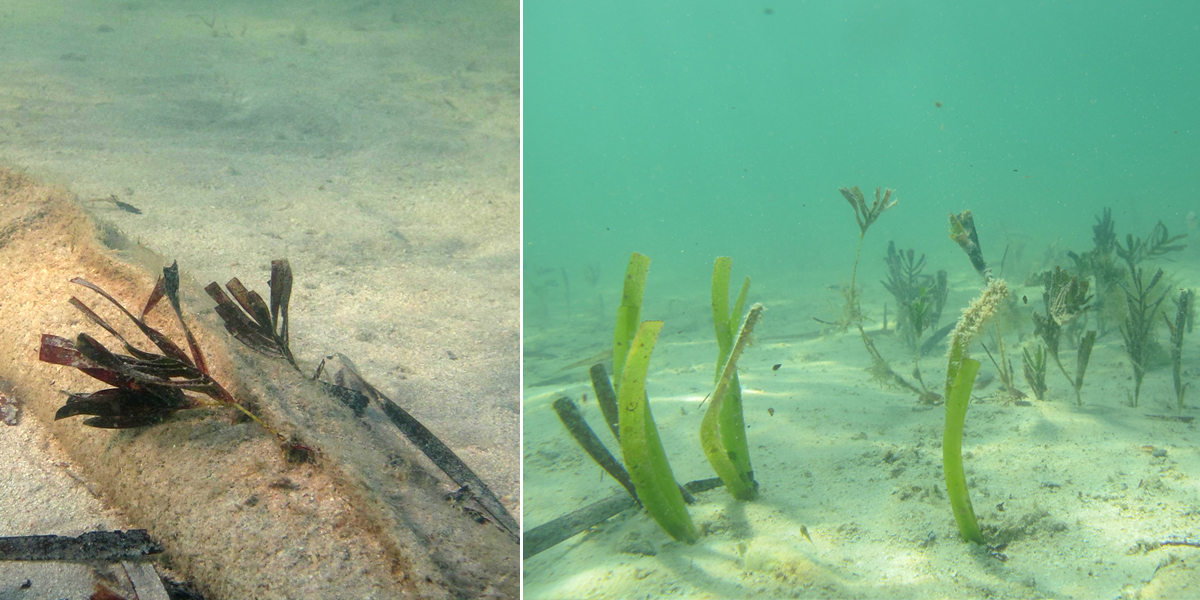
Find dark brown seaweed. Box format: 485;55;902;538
205;260;297;370
1167;288;1193;411
1121;266;1169;407
40;264;279;435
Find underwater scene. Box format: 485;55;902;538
523;2;1200;599
0;1;517;598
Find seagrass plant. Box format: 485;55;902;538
1030;267;1095;405
611;252;697;543
1022;345;1048;401
943;213;1011;545
942;278;1008;545
949;210;1023;401
40;262;285;440
1166;289;1193;412
838;186;897;329
701;257;760;500
1121;266;1168;407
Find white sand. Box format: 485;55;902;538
524;270;1200;599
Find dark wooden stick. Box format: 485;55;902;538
0;530;161;562
523;477;724;559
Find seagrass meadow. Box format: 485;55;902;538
522;2;1200;598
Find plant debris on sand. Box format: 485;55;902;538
39;261;289;440
41;262;270;432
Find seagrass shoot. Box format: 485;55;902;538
703;257;761;500
605;252;698;543
943;212;1011;545
949;209;1023;401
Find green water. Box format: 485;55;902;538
525;0;1200;332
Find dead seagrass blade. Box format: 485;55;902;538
313;353;520;541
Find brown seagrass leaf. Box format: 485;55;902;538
83;414;173;429
205;282;284;356
55;387;188;429
162;261;208;375
74;333;129;374
70;278;192;366
70;297;182;364
269;259;292;344
68;296;129;345
224;278;273;332
56;389;145;419
123;355;204;378
71;333;214;394
140;275;166;320
38;334;126;387
39;334;99;370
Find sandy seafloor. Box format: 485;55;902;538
523;251;1200;599
0;0;519;588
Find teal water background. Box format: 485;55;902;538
524;1;1200;334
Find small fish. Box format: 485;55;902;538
800;524;814;545
767;407;775;417
772;363;782;371
86;194;142;214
